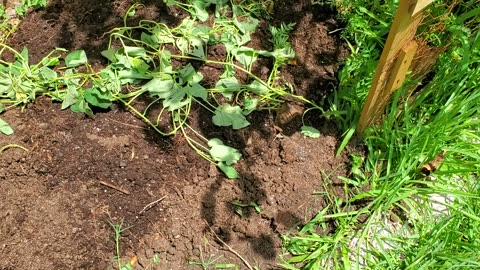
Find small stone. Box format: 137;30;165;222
266;195;276;206
119;160;128;168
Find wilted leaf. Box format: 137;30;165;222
208;138;241;165
61;85;80;110
217;162;239;179
186;83;208;101
242;98;258;115
142;75;175;99
212;104;250;129
246;80;268;95
65;50;88;67
301;126;321;138
233;47;258;68
84;88;112;109
0;118;13;135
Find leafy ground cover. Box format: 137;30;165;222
0;0;354;269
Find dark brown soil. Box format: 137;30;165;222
0;1;353;269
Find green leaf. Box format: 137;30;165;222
117;69;151;83
246;80;268;95
39;55;61;67
165;0;176;6
208;138;241;165
242;98;258;115
142;75;175;98
84;88;112;109
71;99;93;117
212;104;250;129
121;46;148;58
0;118;13;135
186;83;208;101
178;64;203;85
152;25;175;44
191;0;209;22
233;47;258;68
301;126;321;138
176;37;190;54
215;77;241;99
163;85;189;111
39;67;57;81
101;49;116;62
65;50;88;67
61;85;80;110
217;162;239;179
189;37;206;59
233;17;258;35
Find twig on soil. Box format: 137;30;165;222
98;180;130;195
139;195;167;214
203;220;254;270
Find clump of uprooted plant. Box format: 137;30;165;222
0;1;322;177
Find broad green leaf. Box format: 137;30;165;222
186;83;208;101
71;98;93;117
176;37;189;54
215;77;241;99
165;0;176;6
140;33;159;48
121;46;148;58
189;37;205;59
208;138;241;165
301;126;321;138
0;118;13;135
65;50;88;67
163;85;189;111
152;26;175;44
101;49;116;62
233;47;258;68
142;75;175;98
84;88;112;109
117;69;152;83
233;17;258;35
191;0;209;22
0;74;12;94
192;24;211;39
61;85;79;110
114;54;132;68
217;162;239;179
178;64;202;85
246;80;269;95
39;67;57;81
159;50;173;73
213;104;250;129
131;58;150;74
242;98;258;115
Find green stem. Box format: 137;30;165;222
0;144;29;153
119;99;177;136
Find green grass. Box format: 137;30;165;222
281;0;480;269
109;219;160;270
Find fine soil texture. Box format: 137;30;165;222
0;0;354;269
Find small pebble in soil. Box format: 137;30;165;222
119;160;128;167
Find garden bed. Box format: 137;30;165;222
0;0;356;269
